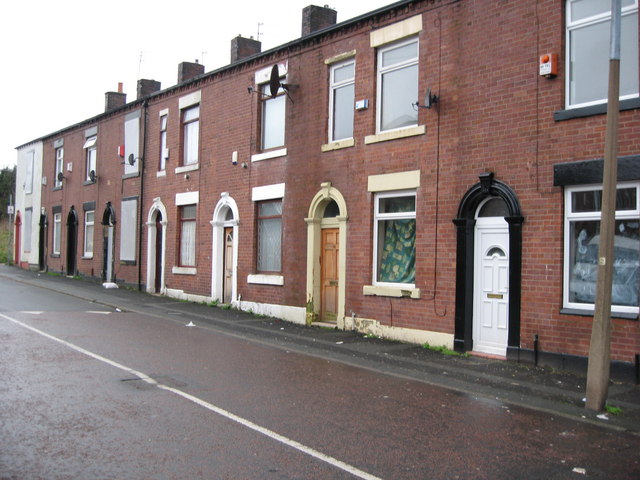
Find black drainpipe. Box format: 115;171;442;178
138;99;148;291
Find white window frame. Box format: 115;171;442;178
563;182;640;314
182;105;199;166
120;197;138;262
24;151;34;194
260;82;286;151
124;112;140;175
376;36;419;134
329;58;355;143
23;208;32;253
84;136;97;182
159;113;168;171
83;210;95;258
372;190;417;288
53;212;62;255
179;204;197;267
256;199;283;273
55;147;64;188
565;0;639;109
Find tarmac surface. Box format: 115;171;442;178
1;263;639;436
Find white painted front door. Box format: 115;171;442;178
473;218;509;356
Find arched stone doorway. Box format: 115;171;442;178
211;193;239;305
146;198;168;294
305;183;348;328
453;173;524;358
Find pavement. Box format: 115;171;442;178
2;263;640;436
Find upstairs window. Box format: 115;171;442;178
377;37;419;133
24;151;34;194
55;147;64;188
261;83;286;150
329;59;355;142
373;191;416;286
84;136;97;182
566;0;638;108
159;114;168;171
124;112;140;175
182;105;199;166
564;183;640;313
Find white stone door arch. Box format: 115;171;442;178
305;183;348;329
146;198;168;294
211;193;239;305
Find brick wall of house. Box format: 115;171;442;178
34;0;640;365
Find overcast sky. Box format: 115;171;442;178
2;0;395;169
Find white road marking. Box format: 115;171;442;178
0;312;383;480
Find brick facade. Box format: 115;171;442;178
23;0;640;370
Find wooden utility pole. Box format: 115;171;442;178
585;0;622;412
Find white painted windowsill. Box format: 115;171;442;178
172;266;197;275
363;285;420;299
247;274;284;286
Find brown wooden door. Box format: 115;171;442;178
223;227;233;303
321;228;339;322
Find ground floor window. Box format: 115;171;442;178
257;200;282;272
373;190;416;286
53;212;61;255
564;183;640;313
179;204;197;267
84;210;94;257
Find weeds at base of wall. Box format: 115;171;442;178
422;342;469;357
605;404;623;415
0;223;10;264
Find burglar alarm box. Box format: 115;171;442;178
539;53;558;77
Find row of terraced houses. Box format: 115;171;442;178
14;0;640;375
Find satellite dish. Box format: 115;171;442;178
128;154;136;166
89;170;96;183
423;88;439;109
57;172;64;182
269;64;281;97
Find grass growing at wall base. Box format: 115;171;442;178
0;222;11;264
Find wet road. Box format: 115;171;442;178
1;277;639;479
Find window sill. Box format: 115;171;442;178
81;255;93;260
157;170;167;178
122;171;140;180
83;180;97;186
120;260;136;266
52;186;62;191
51;254;60;258
172;266;197;275
321;138;355;152
560;307;638;321
175;164;199;174
247;273;284;286
554;97;640;121
364;125;425;145
363;285;420;299
251;148;287;163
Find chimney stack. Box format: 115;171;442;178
231;35;262;63
105;83;127;112
177;60;205;84
301;5;337;36
137;79;162;99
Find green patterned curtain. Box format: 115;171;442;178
378;218;416;283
